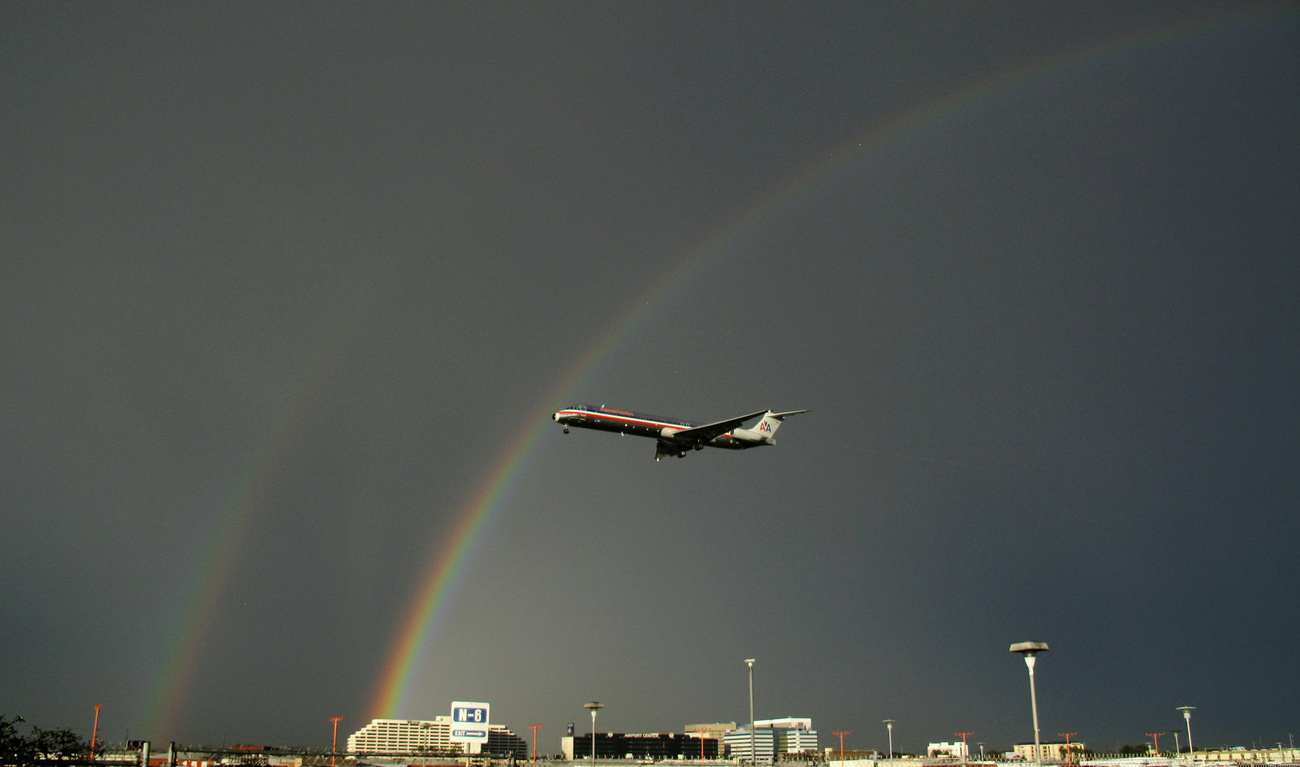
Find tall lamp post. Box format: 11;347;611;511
1177;707;1196;759
1010;642;1049;765
745;659;756;766
883;720;895;760
585;702;603;764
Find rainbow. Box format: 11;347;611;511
367;7;1288;718
139;4;1289;738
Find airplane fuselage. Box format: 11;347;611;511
552;404;761;450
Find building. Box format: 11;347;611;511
347;718;526;757
1012;742;1085;762
725;718;819;765
928;742;970;760
562;733;720;760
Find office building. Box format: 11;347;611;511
725;718;818;765
347;718;526;757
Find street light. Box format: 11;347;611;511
585;702;603;763
1010;642;1050;765
745;659;756;766
883;720;895;760
1177;707;1196;760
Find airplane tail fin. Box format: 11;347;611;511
753;409;809;441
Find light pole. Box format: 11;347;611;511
1010;642;1049;765
585;702;603;764
746;659;756;766
883;720;895;760
979;743;986;762
1174;732;1181;761
1177;707;1196;760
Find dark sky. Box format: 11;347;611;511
3;0;1298;756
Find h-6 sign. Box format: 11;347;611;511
450;701;490;744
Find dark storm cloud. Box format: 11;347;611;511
1;0;1296;755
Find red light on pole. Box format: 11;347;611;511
956;732;974;767
329;717;344;767
1057;733;1077;767
1146;733;1165;759
833;731;851;764
90;706;102;762
528;724;544;767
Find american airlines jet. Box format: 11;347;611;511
552;404;809;461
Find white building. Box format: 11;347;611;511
928;742;970;760
725;718;819;764
346;717;526;757
1012;742;1084;762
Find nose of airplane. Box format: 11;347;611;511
552;412;558;421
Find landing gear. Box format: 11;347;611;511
562;425;569;434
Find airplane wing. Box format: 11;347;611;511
664;410;768;445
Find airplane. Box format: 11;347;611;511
552;404;809;461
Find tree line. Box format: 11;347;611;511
1;716;94;766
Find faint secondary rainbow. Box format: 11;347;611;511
368;7;1287;719
141;390;301;737
140;267;402;740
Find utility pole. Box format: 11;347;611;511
330;716;344;767
834;731;851;765
528;724;543;767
